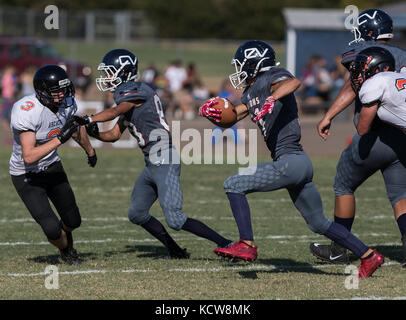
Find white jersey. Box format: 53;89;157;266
9;94;77;175
359;71;406;133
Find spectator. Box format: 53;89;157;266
1;65;17;134
164;60;195;120
330;55;349;100
299;55;333;104
18;66;36;98
141;63;159;89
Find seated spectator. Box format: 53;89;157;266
164;60;195;120
299;55;333;105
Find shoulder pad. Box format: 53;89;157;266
114;82;153;105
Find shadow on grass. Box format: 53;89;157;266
27;252;96;265
103;245;170;259
373;244;403;264
237;258;343;278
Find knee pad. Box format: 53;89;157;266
387;187;406;207
223;175;245;194
41;218;62;241
62;206;82;230
128;206;151;225
333;174;355;197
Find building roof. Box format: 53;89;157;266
283;8;348;30
283;7;406;30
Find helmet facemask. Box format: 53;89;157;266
229;57;275;90
229;58;249;90
96;61;139;92
37;78;75;109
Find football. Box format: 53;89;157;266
210;97;237;128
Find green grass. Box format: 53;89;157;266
51;40;286;90
0;146;405;300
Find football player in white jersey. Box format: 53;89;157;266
351;47;406;135
9;65;96;265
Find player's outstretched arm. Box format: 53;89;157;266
75;101;136;125
317;79;356;140
86;117;127;143
357;102;378;135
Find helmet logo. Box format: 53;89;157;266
244;48;269;59
358;10;378;26
118;55;137;66
58;79;70;87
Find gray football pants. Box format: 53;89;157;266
128;162;187;230
334;129;406;207
223;151;332;234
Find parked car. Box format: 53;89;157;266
0;37;92;91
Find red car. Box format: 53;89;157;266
0;36;92;91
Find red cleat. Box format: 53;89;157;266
357;249;384;278
214;240;258;263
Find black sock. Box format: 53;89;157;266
226;192;253;241
334;216;354;231
181;218;231;247
141;216;182;252
397;214;406;237
324;222;369;258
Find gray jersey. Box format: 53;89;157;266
113;81;172;160
241;68;303;160
341;41;406;126
9;94;77;175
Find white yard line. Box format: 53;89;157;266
1;261;401;278
0;233;402;247
0;212;397;224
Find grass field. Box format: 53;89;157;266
0;146;405;301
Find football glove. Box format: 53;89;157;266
57;118;78;144
86;149;97;168
198;97;222;123
85;122;99;138
73;115;92;126
253;96;276;122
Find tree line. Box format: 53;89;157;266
1;0;402;40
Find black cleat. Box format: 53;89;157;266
60;247;81;266
310;241;349;265
402;235;406;268
167;247;190;259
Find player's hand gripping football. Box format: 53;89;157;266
253;96;275;122
198;97;222;123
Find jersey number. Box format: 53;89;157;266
396;78;406;91
154;95;170;131
20;101;34;111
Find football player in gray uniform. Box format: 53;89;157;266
311;9;406;268
75;49;232;259
10;65;97;265
199;40;383;278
